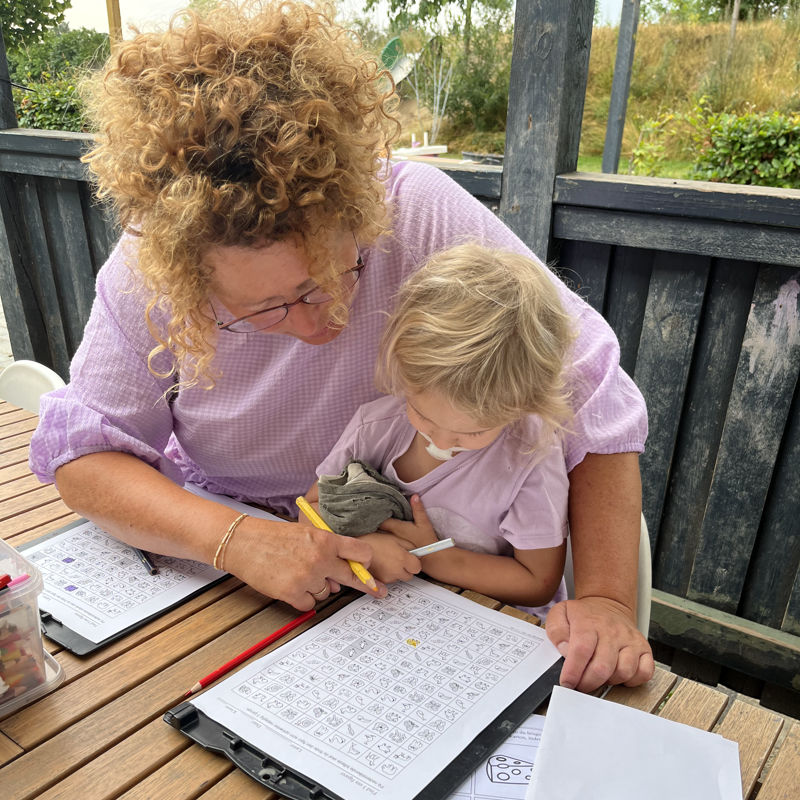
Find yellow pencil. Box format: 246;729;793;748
295;497;378;591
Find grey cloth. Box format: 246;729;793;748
318;460;413;536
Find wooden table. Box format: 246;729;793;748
1;399;798;800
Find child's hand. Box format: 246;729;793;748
379;495;438;550
358;532;422;584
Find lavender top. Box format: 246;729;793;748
30;161;647;516
317;395;570;616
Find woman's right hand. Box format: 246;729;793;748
224;517;389;610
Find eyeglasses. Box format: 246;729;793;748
212;253;365;333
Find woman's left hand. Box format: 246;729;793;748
379;494;438;550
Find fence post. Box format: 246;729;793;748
499;0;594;263
602;0;640;174
0;24;39;363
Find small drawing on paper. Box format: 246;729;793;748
486;755;533;784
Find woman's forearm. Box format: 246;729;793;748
567;451;642;615
55;451;239;562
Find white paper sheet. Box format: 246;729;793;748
525;685;743;800
24;485;281;643
450;714;545;799
192;577;561;800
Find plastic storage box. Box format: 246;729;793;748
0;538;64;718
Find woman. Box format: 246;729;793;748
30;1;652;692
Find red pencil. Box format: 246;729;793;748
184;608;317;696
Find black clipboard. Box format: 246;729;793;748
163;582;562;800
164;661;561;799
20;519;229;656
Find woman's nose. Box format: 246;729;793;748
287;302;325;336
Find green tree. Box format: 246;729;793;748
364;0;511;58
0;0;70;50
7;26;110;83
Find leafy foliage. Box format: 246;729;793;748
7;26;109;83
691;106;800;187
446;25;511;133
15;73;85;132
0;0;70;50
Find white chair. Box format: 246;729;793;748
563;514;652;637
0;359;66;414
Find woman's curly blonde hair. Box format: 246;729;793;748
81;0;399;386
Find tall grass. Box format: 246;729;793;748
582;18;800;160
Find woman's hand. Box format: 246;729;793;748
355;532;422;585
544;596;654;692
225;517;388;611
378;494;438;550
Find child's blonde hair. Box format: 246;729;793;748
377;243;575;433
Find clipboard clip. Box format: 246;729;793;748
164;702;346;800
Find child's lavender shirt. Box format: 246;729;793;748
316;395;570;617
29;160;647;517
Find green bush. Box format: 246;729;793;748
14;75;86;132
691;108;800;187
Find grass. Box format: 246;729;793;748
576;154;694;179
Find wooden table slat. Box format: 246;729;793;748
715;699;784;799
114;739;234;800
605;666;678;713
0;409;37;428
657;677;729;730
0;471;54;501
33;717;192;800
0;732;22;767
2;503;79;541
196;765;281;799
0;418;38;444
756;721;800;800
0;484;63;524
0;460;40;486
0;444;31;469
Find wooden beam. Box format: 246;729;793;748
554;171;800;228
649;589;800;692
107;0;123;43
602;0;640;174
553;205;800;266
500;0;594;262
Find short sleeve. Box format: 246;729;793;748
315;406;363;479
499;444;570;550
28;239;181;484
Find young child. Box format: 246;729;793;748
305;242;576;617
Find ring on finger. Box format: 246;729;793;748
310;582;329;599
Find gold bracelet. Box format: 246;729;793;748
213;513;249;571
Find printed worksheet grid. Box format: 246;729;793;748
231;585;541;780
25;526;197;617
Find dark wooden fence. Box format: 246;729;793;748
1;1;798;707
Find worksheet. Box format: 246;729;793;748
23;520;226;643
23;485;279;644
191;578;560;800
450;714;544;799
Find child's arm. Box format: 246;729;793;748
380;495;567;608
